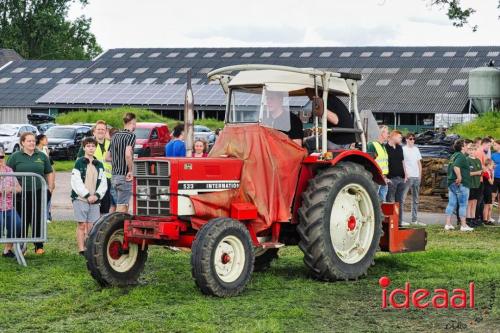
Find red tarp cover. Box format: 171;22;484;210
190;124;308;233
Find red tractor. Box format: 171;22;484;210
85;65;426;297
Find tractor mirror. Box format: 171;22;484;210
312;96;324;117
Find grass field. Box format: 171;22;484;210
0;224;498;333
53;160;75;172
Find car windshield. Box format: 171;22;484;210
134;128;151;139
228;86;307;132
0;125;19;136
45;127;76;139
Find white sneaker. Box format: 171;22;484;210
401;221;411;227
413;221;427;226
444;224;455;231
460;225;474;232
488;218;495;223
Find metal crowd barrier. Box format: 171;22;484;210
0;172;48;266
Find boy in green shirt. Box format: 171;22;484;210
466;143;483;227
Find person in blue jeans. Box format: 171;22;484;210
444;139;474;232
0;147;22;258
165;124;186;157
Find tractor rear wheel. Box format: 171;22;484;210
191;218;254;297
85;212;148;287
298;162;382;281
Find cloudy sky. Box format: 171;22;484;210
70;0;500;49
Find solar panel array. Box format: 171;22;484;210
38;84;223;106
37;83;309;107
1;46;499;114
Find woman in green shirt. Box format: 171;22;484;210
444;139;474;232
7;132;55;254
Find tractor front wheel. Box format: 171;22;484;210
191;218;254;297
85;212;148;287
298;162;382;281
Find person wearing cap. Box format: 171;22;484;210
0;147;22;258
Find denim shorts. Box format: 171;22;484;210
73;200;100;223
111;175;132;206
445;183;469;218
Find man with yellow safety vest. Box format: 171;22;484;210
77;120;115;214
367;125;389;201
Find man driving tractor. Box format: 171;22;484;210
263;90;304;146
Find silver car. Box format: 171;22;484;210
194;125;216;146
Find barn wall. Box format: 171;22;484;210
0;107;31;124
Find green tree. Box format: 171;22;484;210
430;0;500;31
0;0;101;60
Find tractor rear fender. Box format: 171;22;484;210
292;150;384;224
302;150;385;185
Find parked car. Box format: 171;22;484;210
27;113;57;134
37;123;56;134
133;123;170;157
46;125;91;160
194;125;216;147
0;124;39;153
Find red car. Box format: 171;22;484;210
133;123;170;157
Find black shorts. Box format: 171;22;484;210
469;187;481;200
99;178;112;214
492;178;500;194
483;186;493;204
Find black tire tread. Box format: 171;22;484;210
85;212;148;287
191;217;254;297
297;162;382;281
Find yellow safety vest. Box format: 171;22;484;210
373;142;389;175
94;139;112;178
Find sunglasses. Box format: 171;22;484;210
407;138;415;141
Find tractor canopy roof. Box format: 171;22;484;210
228;69;351;96
208;65;361;97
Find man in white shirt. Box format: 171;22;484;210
402;133;425;226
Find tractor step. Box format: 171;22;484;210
259;242;285;249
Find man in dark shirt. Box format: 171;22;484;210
385;130;408;226
325;95;356;148
306;90;356;149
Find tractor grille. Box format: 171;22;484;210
134;160;170;177
134;160;171;216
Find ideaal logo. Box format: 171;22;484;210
379;276;474;309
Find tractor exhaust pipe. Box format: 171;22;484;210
184;71;194;157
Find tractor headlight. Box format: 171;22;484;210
136;186;149;200
157;186;170;201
